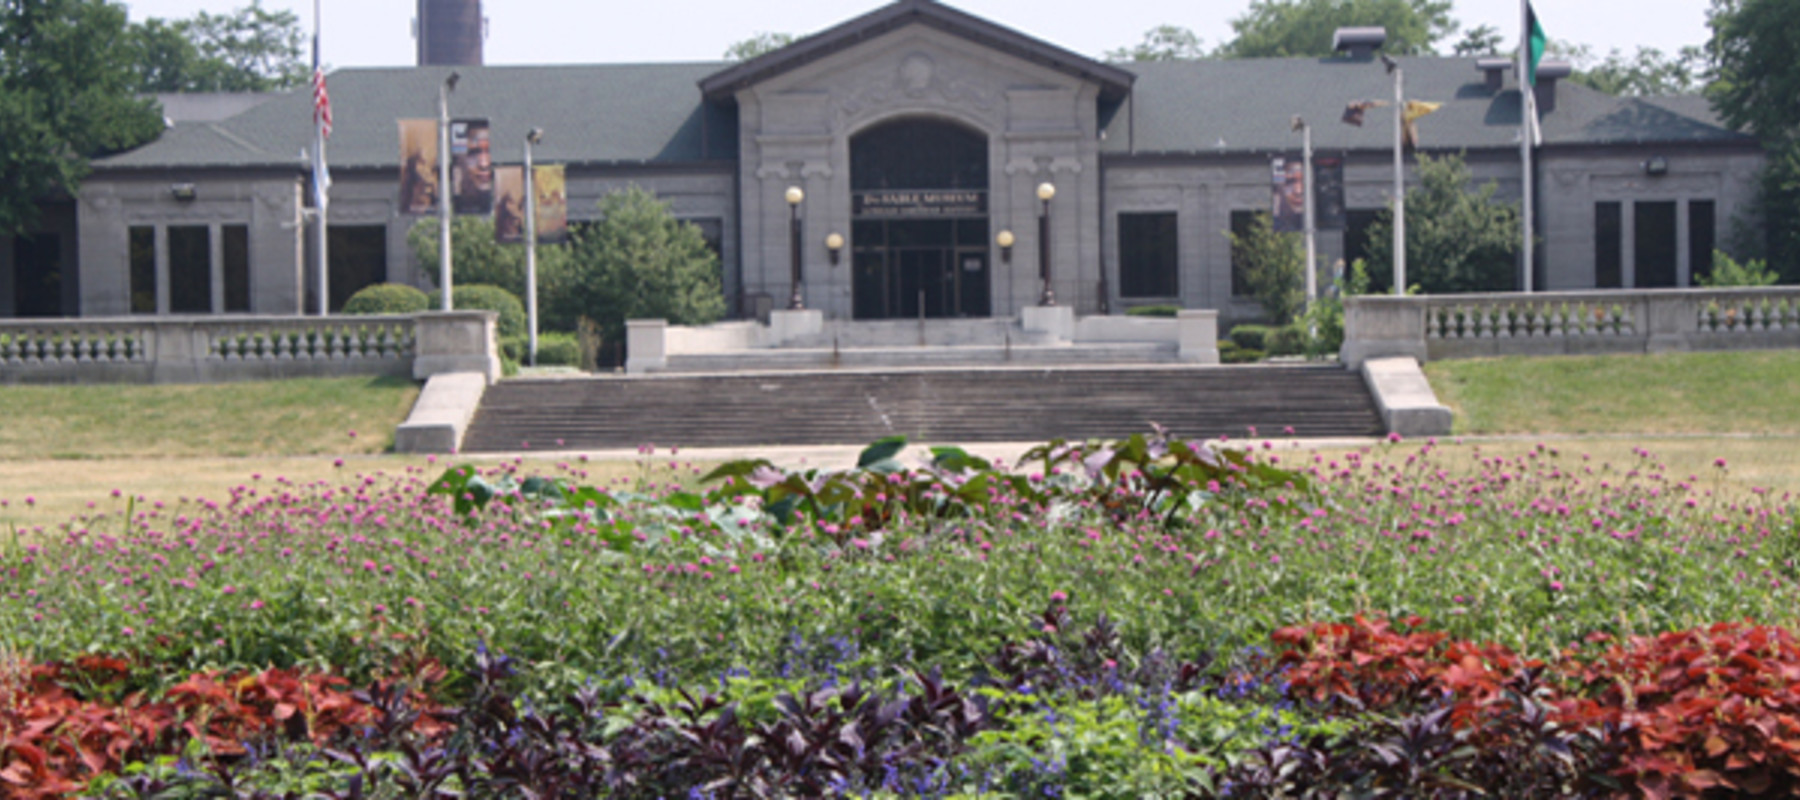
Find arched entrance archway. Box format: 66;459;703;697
849;118;990;319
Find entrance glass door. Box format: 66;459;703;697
851;218;990;319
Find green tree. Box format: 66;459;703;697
1364;152;1521;293
1569;45;1706;96
723;32;794;61
1227;214;1306;324
1218;0;1456;58
556;186;725;349
407;216;576;330
130;1;307;93
0;0;163;236
1450;23;1501;56
1708;0;1800;277
1104;25;1206;62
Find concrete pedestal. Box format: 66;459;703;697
1020;305;1074;343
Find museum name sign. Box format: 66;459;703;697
853;190;987;218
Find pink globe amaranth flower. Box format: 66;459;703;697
1049;590;1068;602
1549;581;1565;592
1387;432;1403;443
1715;458;1729;469
121;626;134;637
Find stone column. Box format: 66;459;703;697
413;310;501;383
626;318;668;374
1341;295;1429;368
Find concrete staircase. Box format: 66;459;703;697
459;364;1384;453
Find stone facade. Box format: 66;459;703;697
732;24;1106;317
0;0;1768;325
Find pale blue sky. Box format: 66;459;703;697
119;0;1714;72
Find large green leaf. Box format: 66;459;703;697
857;436;908;470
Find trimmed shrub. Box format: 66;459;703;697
1228;324;1271;351
498;333;581;368
534;332;581;367
427;284;526;340
1220;340;1263;363
1124;304;1181;317
1267;324;1306;357
341;283;428;316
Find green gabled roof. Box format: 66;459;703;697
94;56;1754;173
97;62;735;172
1104;56;1755;155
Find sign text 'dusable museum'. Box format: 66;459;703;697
853;190;988;218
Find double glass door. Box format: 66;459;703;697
852;218;990;319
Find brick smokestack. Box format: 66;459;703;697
415;0;483;66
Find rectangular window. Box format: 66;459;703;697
1594;202;1622;289
1229;210;1258;298
328;225;388;313
1343;209;1388;294
129;226;157;313
1634;201;1678;288
1689;200;1716;286
223;225;250;312
167;225;211;313
1118;212;1178;298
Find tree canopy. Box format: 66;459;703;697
554;187;725;347
1364;152;1521;293
129;0;308;93
1706;0;1800;277
1218;0;1457;58
0;0;163;236
1104;25;1206;62
723;32;795;62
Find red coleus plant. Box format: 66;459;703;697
0;654;446;799
1557;623;1800;799
1271;616;1800;799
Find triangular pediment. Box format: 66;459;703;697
699;0;1133;102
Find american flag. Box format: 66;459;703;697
312;67;332;139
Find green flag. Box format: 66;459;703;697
1525;3;1547;87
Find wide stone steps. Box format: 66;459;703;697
663;342;1179;372
459;364;1384;453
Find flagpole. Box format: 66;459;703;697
1391;60;1405;295
312;0;329;316
1519;0;1535;293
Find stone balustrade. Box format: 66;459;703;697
0;313;502;385
1342;287;1800;367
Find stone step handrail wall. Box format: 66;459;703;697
1342;287;1800;367
0;312;500;384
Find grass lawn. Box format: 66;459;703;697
1424;349;1800;435
0;376;421;459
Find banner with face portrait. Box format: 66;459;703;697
450;118;493;215
492;166;526;244
533;164;569;245
1270;155;1306;233
1313;155;1346;231
396;119;439;215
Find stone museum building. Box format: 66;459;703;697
0;0;1766;323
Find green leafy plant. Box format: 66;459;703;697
1699;248;1778;287
1227;215;1305;324
342;282;429;316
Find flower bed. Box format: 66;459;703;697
3;431;1796;796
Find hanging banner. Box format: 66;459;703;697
396;119;439;215
1313;155;1346;231
533;164;569;245
493;165;525;244
450;118;493;215
1270;156;1306;233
